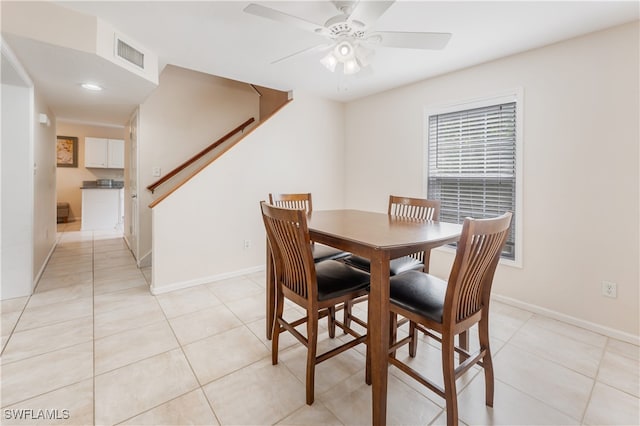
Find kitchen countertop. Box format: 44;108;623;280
80;180;124;189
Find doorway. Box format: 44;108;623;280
125;108;139;262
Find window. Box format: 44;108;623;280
426;95;520;261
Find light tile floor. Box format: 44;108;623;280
1;221;638;425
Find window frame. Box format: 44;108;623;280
423;89;524;268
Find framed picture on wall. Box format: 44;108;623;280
56;136;78;167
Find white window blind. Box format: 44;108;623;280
427;101;516;259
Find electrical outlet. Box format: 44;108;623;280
243;240;251;250
601;281;617;298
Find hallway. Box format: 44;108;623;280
1;222;638;425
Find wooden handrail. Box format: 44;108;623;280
149;98;292;209
146;117;255;193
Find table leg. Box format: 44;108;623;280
423;250;431;273
265;239;275;340
369;250;390;426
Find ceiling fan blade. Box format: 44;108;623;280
348;1;395;25
373;31;452;50
244;3;324;34
271;43;332;65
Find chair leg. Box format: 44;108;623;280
306;314;318;405
409;320;418;358
442;334;459;426
458;330;469;363
266;243;275;340
365;333;372;385
479;319;494;407
344;300;353;331
272;322;280;365
389;312;398;357
272;292;285;365
328;306;336;338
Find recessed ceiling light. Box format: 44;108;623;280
81;83;103;91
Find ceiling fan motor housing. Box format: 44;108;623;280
324;14;366;39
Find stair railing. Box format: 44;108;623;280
146;117;255;194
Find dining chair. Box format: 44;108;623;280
269;193;350;262
267;193;352;339
387;212;512;426
343;195;441;275
342;195;441;329
260;201;370;404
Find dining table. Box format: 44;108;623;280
265;209;462;425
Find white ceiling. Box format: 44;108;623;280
4;1;638;126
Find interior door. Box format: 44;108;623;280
125;108;139;261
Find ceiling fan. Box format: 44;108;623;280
243;1;452;75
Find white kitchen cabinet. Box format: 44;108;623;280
85;137;108;167
85;137;124;168
108;139;125;168
81;188;123;231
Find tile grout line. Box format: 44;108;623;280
145;273;231;419
154;285;223;425
578;337;608;424
493;377;584;423
0;317;95;367
1;226;92;409
92;230;97;426
491;320;599;422
0;226;69;356
0;297;32;358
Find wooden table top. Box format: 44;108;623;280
307;209;462;256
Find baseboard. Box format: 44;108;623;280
150;265;265;295
121;238;151;269
492;294;640;346
33;241;57;290
137;250;152;268
123;234;132;252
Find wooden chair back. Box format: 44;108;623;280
260;201;317;306
388;195;440;221
388;195;441;265
269;193;313;214
445;212;512;328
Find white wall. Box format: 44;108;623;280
1;43;57;300
1;83;33;300
138;65;261;266
2;1;97;54
344;22;639;338
33;89;57;282
151;93;345;292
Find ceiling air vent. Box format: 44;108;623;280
116;38;144;69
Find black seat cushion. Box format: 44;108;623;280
315;260;370;301
343;255;423;276
312;243;350;263
389;270;447;323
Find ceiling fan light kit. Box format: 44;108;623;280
244;1;451;76
321;39;370;75
320;51;339;72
